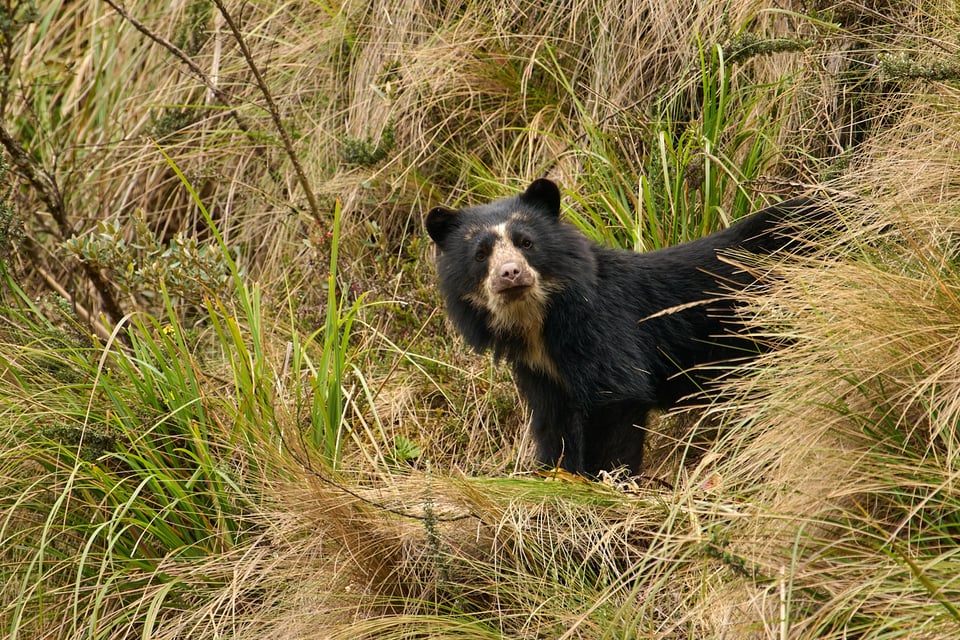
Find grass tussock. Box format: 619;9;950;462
691;96;960;636
2;0;960;638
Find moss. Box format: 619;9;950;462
722;32;812;65
42;421;120;462
0;157;20;263
880;52;960;83
341;121;396;166
174;0;213;56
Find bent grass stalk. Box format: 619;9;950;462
0;143;368;637
155;139;365;466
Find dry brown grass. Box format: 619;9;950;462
672;80;960;637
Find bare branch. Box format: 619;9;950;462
100;0;252;134
0;122;125;325
102;0;321;223
0;122;65;229
210;0;324;225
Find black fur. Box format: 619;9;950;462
427;179;825;475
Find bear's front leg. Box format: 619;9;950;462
582;401;650;475
531;407;586;473
513;366;587;473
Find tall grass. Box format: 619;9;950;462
0;279;263;637
0;169;374;636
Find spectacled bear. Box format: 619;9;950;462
426;178;825;475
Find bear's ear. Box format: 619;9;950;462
425;206;460;245
519;178;561;218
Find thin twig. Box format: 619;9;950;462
104;0;323;224
100;0;252;134
210;0;324;226
281;424;477;523
21;237;113;343
0;122;125;325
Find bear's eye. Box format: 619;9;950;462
474;248;487;262
519;238;533;249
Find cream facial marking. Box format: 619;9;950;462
463;216;560;380
462;224;485;242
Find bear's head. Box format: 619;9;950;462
425;179;596;367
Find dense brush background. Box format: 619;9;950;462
1;0;959;638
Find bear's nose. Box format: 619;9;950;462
499;262;522;280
